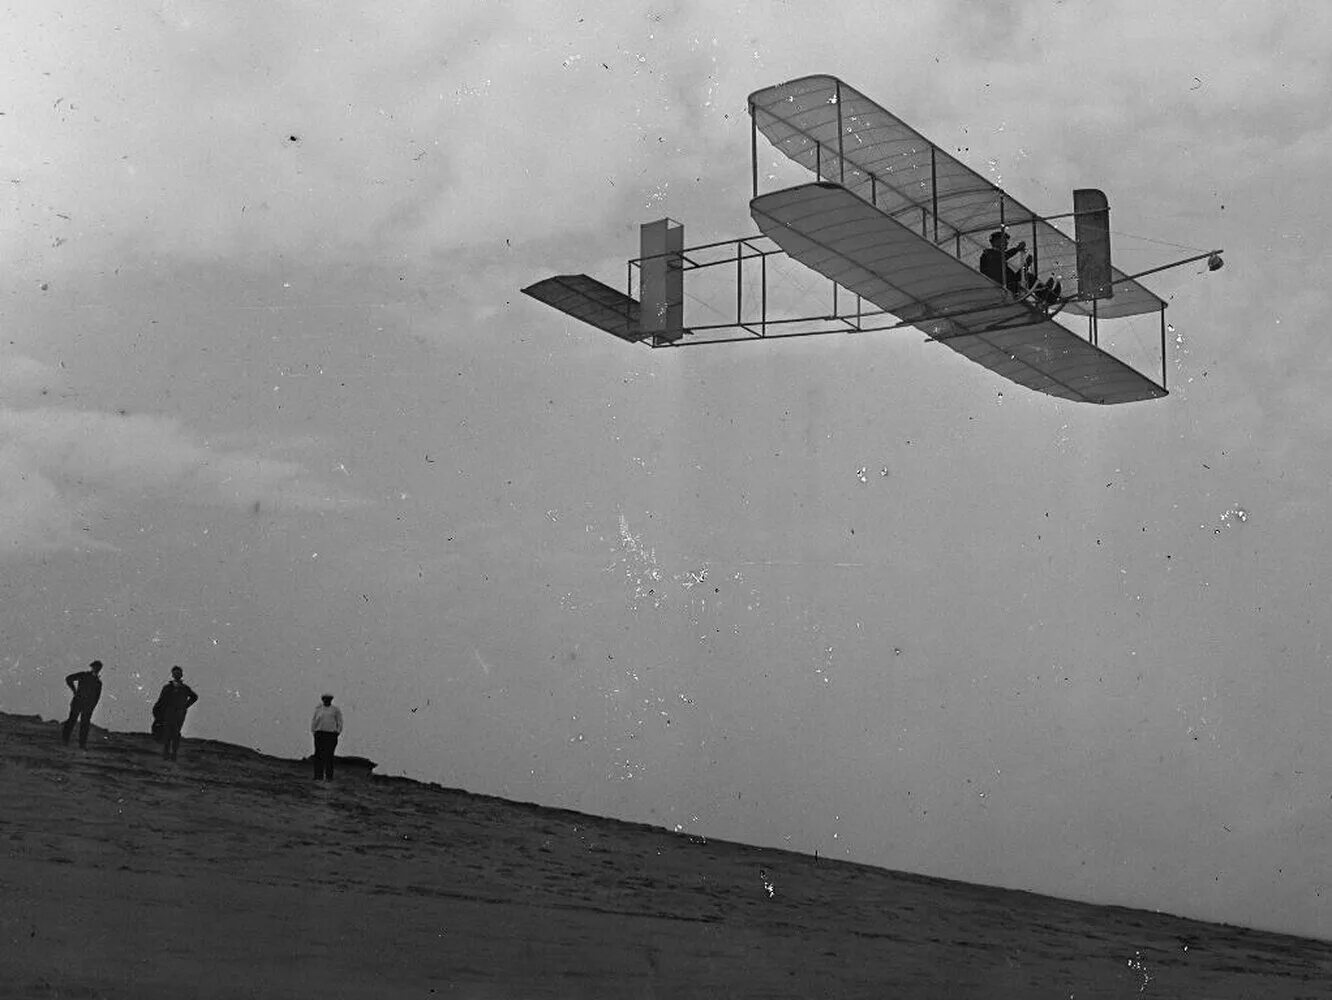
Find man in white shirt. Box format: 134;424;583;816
311;693;344;781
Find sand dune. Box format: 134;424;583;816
3;711;1331;998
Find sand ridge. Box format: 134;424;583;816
4;711;1331;998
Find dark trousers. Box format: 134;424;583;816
313;731;338;780
62;701;94;747
161;717;184;759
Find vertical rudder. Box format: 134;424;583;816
1074;189;1113;300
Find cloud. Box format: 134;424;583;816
0;390;356;557
0;354;59;390
0;443;114;556
0;355;68;404
15;0;1313;337
3;2;695;268
6;2;950;274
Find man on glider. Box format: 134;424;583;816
980;231;1061;308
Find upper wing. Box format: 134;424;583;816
748;74;1164;320
751;183;1166;404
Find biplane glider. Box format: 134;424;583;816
523;74;1223;405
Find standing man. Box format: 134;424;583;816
61;660;104;749
311;694;343;781
153;666;199;761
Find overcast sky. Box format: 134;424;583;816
4;0;1331;939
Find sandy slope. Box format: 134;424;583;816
3;712;1331;999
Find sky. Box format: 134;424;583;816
3;0;1331;939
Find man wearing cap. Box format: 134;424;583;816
979;230;1031;295
61;659;104;749
153;666;199;761
311;693;344;781
980;230;1062;307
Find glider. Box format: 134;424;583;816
523;74;1223;405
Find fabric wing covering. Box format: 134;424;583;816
751;183;1167;404
749;74;1164;321
520;274;648;342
